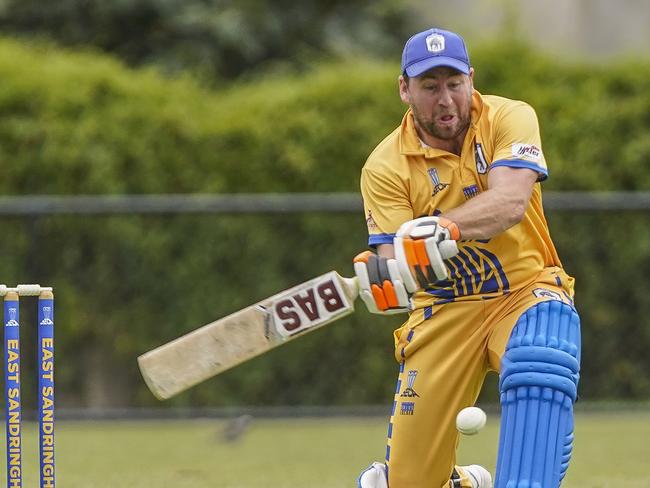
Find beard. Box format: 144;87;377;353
412;105;471;141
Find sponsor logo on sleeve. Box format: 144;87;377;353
512;143;542;162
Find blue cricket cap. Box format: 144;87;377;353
401;28;470;77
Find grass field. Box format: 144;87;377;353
8;410;650;487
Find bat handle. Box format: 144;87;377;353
341;276;360;302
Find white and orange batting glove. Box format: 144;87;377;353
353;251;412;314
394;216;460;289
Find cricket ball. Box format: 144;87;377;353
456;406;487;435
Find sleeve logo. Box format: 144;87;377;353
512;143;542;162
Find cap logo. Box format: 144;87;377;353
425;33;445;53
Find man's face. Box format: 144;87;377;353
399;66;474;142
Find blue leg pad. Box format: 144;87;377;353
495;301;581;488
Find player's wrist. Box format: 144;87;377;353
438;216;461;241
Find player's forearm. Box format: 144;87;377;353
441;187;530;240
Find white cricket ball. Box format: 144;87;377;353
456;407;487;435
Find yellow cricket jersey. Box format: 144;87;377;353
361;90;573;308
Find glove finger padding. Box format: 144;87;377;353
438;239;459;259
353;251;410;314
395;216;460;289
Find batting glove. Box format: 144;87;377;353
394;216;460;289
353;251;411;314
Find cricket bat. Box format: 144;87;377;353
138;271;359;400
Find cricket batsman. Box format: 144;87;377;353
354;28;581;488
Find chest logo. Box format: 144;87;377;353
463;185;480;200
427;168;449;196
474;143;488;174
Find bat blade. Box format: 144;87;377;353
138;271;358;400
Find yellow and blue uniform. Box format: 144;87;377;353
360;91;578;487
362;90;573;308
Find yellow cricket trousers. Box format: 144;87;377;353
386;267;574;488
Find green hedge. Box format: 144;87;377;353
0;38;647;407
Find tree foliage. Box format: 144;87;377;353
0;38;647;407
0;0;411;80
